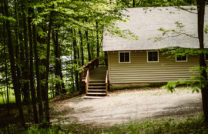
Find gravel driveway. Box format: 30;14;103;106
51;88;202;127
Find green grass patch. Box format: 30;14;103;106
1;114;207;134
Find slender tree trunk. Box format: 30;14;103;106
71;68;75;92
4;0;25;127
52;30;66;95
37;26;47;121
45;10;53;123
3;21;10;115
133;0;136;7
55;31;66;93
52;31;60;95
72;29;79;91
85;30;91;61
28;7;39;123
33;24;43;122
14;0;21;97
79;30;84;65
2;2;9;113
21;0;30;105
96;21;100;58
5;62;10;115
197;0;208;123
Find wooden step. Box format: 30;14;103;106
89;83;105;86
88;86;105;89
88;89;106;92
84;96;104;99
87;92;106;96
90;81;105;83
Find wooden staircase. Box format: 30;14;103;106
84;68;108;98
79;58;109;99
87;81;106;96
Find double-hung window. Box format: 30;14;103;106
119;51;130;63
176;55;187;62
147;51;159;62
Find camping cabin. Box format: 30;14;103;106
103;6;208;89
81;6;208;97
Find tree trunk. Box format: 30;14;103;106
85;30;91;61
4;0;25;127
72;29;79;91
3;20;10;115
96;21;100;58
37;26;47;122
28;7;39;123
79;30;84;65
21;0;30;105
52;30;66;95
45;10;53;123
197;0;208;123
33;24;44;122
133;0;136;7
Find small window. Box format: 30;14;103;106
147;51;159;62
119;52;130;63
176;55;187;62
205;54;208;61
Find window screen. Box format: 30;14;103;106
148;52;158;62
120;52;130;63
176;55;187;62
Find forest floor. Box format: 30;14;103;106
50;87;202;128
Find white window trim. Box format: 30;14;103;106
147;51;159;63
118;51;131;63
175;55;188;62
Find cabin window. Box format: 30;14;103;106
119;51;130;63
147;51;159;62
205;54;208;61
176;55;187;62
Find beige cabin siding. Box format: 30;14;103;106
108;51;199;84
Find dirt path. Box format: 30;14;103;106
51;88;202;127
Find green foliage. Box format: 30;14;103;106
1;115;207;134
0;87;16;104
161;47;208;58
205;24;208;34
106;24;139;40
25;126;64;134
163;66;208;93
0;0;204;128
151;20;197;42
0;16;16;23
132;0;196;7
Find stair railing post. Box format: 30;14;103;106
105;70;109;95
85;69;90;94
79;71;84;93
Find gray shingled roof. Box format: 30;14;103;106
103;6;208;51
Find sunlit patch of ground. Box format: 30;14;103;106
50;87;202;128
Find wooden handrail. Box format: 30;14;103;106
80;57;105;70
79;57;106;93
105;70;109;95
85;69;90;94
80;58;98;70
